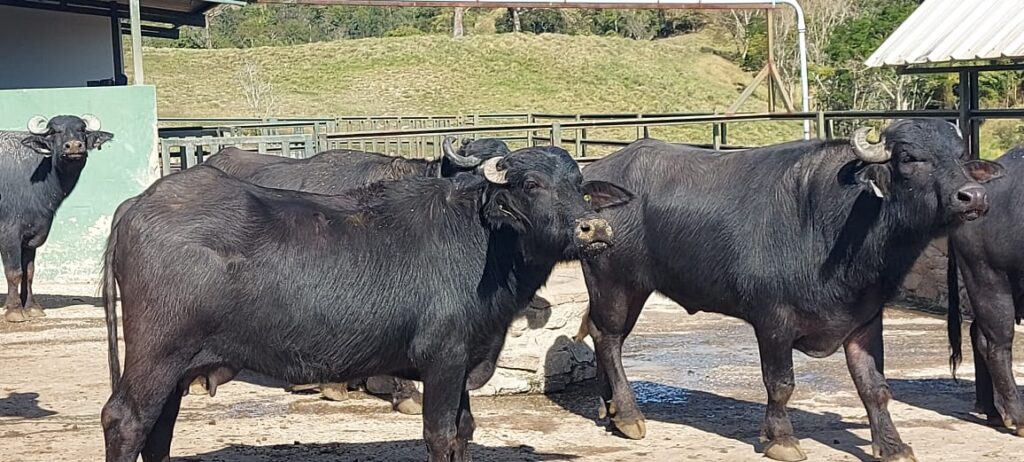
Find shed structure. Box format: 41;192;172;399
865;0;1024;160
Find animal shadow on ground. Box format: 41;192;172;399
0;292;103;316
547;381;874;461
889;378;1024;433
0;392;57;418
182;441;577;462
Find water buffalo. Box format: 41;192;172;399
203;136;511;183
948;146;1020;436
198;137;511;413
578;119;1003;462
0;115;113;322
100;146;632;462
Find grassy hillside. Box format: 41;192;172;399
142;32;804;146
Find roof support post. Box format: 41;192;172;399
129;0;144;84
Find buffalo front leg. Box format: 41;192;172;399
422;364;468;462
22;247;44;318
844;313;916;461
585;287;651;440
1;243;27;323
755;329;805;462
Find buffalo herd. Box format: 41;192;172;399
1;114;1021;462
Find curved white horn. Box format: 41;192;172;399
81;114;102;131
851;127;891;163
27;115;49;135
949;121;963;139
481;157;507;184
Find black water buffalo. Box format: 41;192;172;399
198;137;511;413
578;119;1003;462
100;146;632;462
204;136;511;184
948;146;1021;436
0;115;113;322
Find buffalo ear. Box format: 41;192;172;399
582;180;634;211
87;130;114;150
962;159;1005;184
21;136;52;156
482;189;527;233
855;164;892;199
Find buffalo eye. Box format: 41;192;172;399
524;179;540;190
583;194;592;203
901;154;927;164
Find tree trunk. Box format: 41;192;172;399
510;8;522;33
453;7;465;38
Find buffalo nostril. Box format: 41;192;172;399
957;190;973;203
579;223;592;233
64;142;73;150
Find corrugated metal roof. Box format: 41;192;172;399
865;0;1024;68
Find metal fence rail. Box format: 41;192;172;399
157;108;1022;176
159;134;316;175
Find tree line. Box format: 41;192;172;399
156;2;1023;146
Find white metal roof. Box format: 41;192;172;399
865;0;1024;68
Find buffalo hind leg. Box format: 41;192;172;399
22;248;44;318
970;321;1003;427
102;358;185;462
2;242;26;323
754;328;805;462
844;313;916;461
452;389;475;460
140;387;183;462
392;377;424;415
422;363;468;462
962;264;1024;434
584;276;651;440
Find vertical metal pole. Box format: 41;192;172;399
969;71;980;160
551;122;562;146
766;9;776;113
958;70;971;158
816;111;825;139
109;6;124;83
129;0;144;84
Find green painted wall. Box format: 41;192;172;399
0;85;158;283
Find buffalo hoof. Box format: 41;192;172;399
189;377;209;396
287;383;320;393
320;383;350;401
395;398;423;415
597;398;608;420
612;418;646;440
880;446;917;462
26;306;46;318
4;308;29;323
764;437;807;462
1015;425;1024;437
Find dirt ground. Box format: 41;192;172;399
4;273;1024;461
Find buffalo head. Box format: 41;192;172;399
22;114;113;161
849;118;1003;223
473;146;633;259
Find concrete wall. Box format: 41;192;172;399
0;85;159;283
0;7;117;90
898;238;971;315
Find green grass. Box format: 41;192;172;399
141;32;803;146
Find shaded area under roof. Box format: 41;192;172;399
865;0;1024;70
0;0;241;28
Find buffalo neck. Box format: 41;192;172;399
797;151;938;298
51;155;87;197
